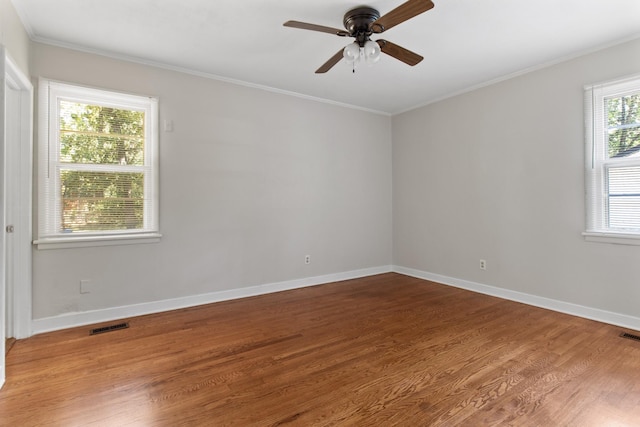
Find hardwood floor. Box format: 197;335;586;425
1;273;640;426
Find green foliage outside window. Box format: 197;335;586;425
607;94;640;158
59;102;146;232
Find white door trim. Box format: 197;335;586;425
1;46;34;388
4;49;33;340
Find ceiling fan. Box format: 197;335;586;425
283;0;435;73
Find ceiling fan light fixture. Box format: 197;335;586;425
363;40;381;64
343;41;361;63
284;0;434;73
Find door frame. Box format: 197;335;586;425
1;46;33;388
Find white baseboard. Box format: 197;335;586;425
31;265;393;335
393;265;640;332
31;264;640;336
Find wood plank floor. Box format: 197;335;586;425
2;273;640;426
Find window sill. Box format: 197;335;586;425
34;232;162;250
582;231;640;246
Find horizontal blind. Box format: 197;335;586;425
607;166;640;230
38;79;158;239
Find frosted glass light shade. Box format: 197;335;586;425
363;40;381;64
343;42;361;63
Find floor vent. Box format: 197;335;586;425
90;322;129;335
620;332;640;342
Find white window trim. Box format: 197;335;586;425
582;231;640;246
584;73;640;245
34;233;162;250
35;79;161;249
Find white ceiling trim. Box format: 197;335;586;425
395;32;640;115
25;29;640;118
30;35;391;117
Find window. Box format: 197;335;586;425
584;74;640;245
36;80;160;249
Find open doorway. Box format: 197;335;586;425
1;47;33;388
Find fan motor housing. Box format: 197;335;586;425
343;7;380;37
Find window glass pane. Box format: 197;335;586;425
608;197;640;230
60;170;144;232
607;94;640;158
608;166;640;230
59;101;145;165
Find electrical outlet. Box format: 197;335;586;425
479;259;487;270
305;255;311;265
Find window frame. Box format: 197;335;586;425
35;79;161;249
584;73;640;246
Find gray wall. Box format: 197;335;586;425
31;43;392;319
393;38;640;318
0;0;30;73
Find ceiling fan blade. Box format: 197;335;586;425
283;21;350;37
315;49;344;73
370;0;435;33
377;40;423;66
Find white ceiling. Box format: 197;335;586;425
12;0;640;114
